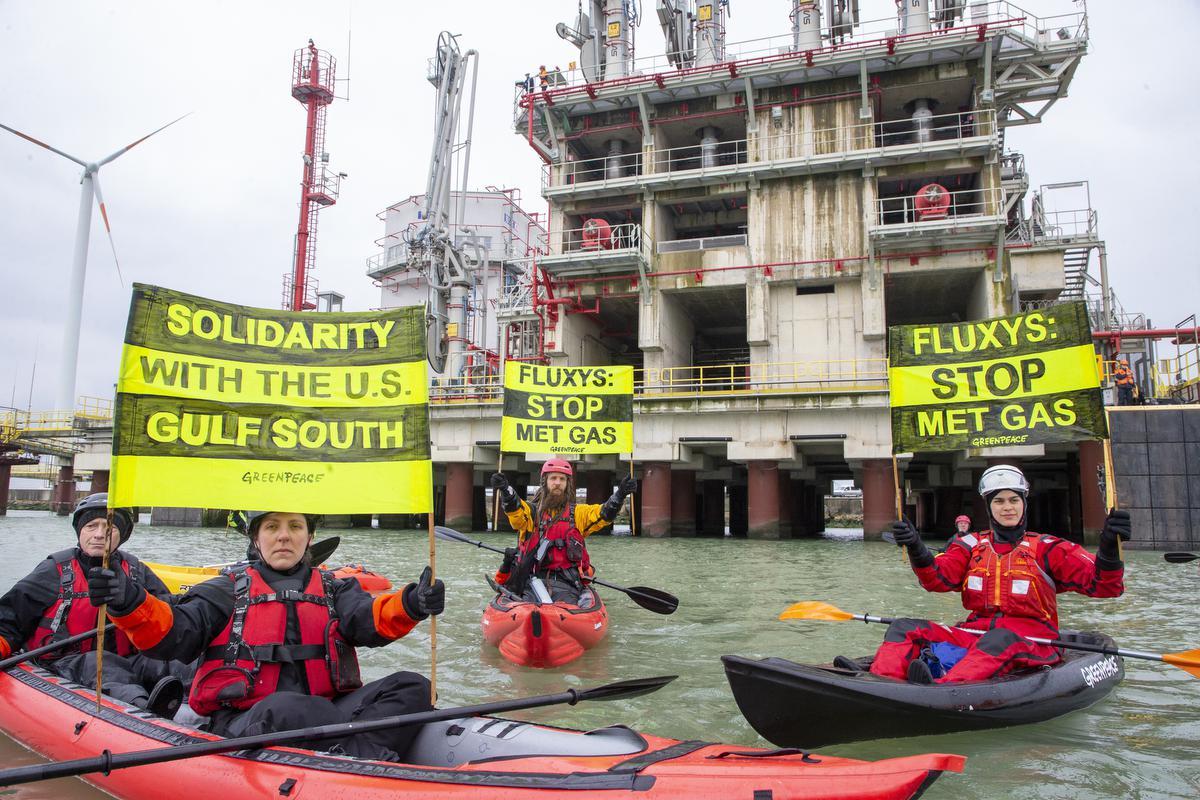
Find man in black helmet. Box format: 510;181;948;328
90;510;444;761
0;493;184;717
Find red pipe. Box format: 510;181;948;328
1094;328;1200;342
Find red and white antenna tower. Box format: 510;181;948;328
284;40;343;311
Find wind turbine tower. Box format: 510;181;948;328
285;40;344;311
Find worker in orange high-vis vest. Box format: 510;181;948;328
88;511;444;761
0;494;184;717
834;465;1130;684
491;459;636;606
1113;359;1136;406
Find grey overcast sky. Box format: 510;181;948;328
1;0;1196;410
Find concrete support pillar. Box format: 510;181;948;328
861;459;897;539
671;470;697;536
443;463;475;531
640;462;672;538
701;479;725;536
0;463;10;516
776;472;793;538
810;485;826;534
91;469;110;494
472;484;487;532
729;483;748;537
915;491;930;531
1077;440;1106;544
586;470;615;505
54;465;75;515
747;461;783;539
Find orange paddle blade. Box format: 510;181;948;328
1163;649;1200;678
779;601;855;622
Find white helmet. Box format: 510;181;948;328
978;465;1029;498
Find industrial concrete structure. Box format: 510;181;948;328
419;0;1175;541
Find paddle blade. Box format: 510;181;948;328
572;675;677;704
434;525;472;544
779;601;856;622
1164;552;1199;564
310;536;341;564
1163;649;1200;678
624;586;679;615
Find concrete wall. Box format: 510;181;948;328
751;173;864;265
1111;407;1200;550
764;280;882;364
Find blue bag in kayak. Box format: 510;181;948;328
928;642;969;675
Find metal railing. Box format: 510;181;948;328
425;357;889;405
551;222;650;258
874;184;1001;227
514;1;1075;105
543;109;993;190
1028;207;1099;242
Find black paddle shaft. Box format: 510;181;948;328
0;675;676;788
434;526;678;614
0;625;115;672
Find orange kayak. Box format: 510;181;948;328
329;564;393;595
482;592;608;668
0;663;965;799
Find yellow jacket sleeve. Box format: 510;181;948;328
505;499;536;545
575;503;611;537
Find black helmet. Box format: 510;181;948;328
72;493;135;545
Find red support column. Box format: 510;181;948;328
860;459;896;539
640;462;672;538
444;462;475;532
91;469;110;494
701;479;725;536
1077;440;1106;544
0;463;10;516
671;470;696;536
776;471;793;539
54;465;75;515
585;470;614;505
747;461;782;539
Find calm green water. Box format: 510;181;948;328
2;512;1198;799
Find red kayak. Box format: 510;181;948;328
0;663;965;799
329;563;392;595
482;591;608;668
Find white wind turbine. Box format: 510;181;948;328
0;115;187;411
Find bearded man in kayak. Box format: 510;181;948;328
490;459;637;604
850;464;1129;684
88;511;444;760
0;493;184;717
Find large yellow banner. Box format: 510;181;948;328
110;284;432;514
888;302;1107;452
500;362;634;455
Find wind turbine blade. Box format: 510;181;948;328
97;112;192;166
0;122;87;167
90;175;125;286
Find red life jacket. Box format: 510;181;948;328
519;504;593;578
188;566;361;717
26;549;137;660
958;531;1059;629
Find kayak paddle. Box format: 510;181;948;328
0;674;677;787
1164;552;1199;564
0;625;115;672
779;601;1200;679
434;526;679;615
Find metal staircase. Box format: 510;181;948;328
1060;246;1092;299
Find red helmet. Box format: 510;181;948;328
541;458;574;477
955;515;971;526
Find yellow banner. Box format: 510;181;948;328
111;285;432;514
501;362;634;455
889;344;1100;407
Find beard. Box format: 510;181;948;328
540;485;569;514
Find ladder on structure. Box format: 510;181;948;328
1060;246;1091;299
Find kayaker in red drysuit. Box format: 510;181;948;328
0;493;185;716
88;511;444;760
853;464;1129;684
490;459;636;605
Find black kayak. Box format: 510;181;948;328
722;631;1124;748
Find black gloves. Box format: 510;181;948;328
891;519;933;567
498;547;518;575
87;566;145;616
402;566;445;620
617;475;638;498
1097;509;1131;565
491;473;519;512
